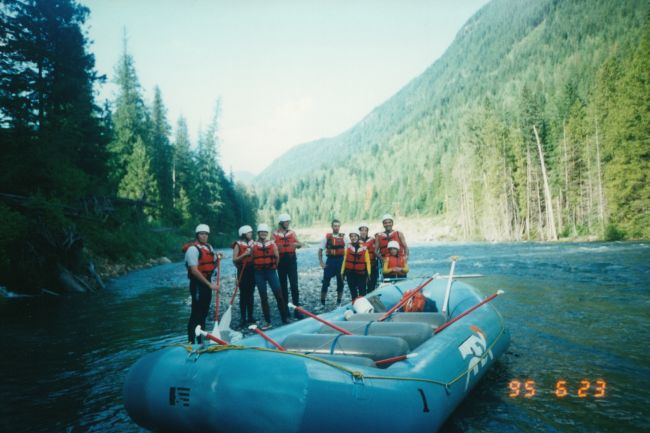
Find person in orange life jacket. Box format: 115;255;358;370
318;219;346;306
358;222;379;293
185;224;222;344
383;240;409;279
273;213;304;319
341;229;371;300
232;225;256;327
375;213;409;261
252;223;289;328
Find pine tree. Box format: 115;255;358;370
118;137;160;219
150;86;174;219
172;115;194;210
190;102;224;227
0;0;107;198
108;33;151;189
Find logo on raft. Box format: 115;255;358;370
458;325;493;390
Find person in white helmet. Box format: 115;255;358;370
232;225;255;326
340;229;371;300
375;213;409;259
251;223;288;328
358;222;379;293
184;224;222;344
383;240;409;279
273;213;303;319
318;219;346;307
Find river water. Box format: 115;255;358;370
0;241;648;433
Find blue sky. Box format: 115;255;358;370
84;0;489;175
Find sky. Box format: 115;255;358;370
83;0;490;175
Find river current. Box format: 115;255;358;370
1;241;648;432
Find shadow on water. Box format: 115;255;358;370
0;241;648;432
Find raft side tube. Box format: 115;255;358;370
282;334;409;361
317;321;432;350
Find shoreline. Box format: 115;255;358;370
292;217;604;244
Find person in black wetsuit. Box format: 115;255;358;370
184;224;221;344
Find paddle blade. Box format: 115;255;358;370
210;322;222;342
218;306;233;332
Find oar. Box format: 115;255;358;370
378;275;435;321
436;274;483;279
434;290;505;335
288;303;352;335
214;258;222;322
248;324;286;351
375;352;418;366
441;256;458;317
214;262;247;335
195;325;228;345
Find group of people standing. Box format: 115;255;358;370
184;214;409;344
318;214;409;306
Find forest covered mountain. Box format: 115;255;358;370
256;0;649;241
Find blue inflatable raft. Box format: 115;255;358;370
124;277;509;433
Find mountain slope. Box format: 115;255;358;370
256;0;649;240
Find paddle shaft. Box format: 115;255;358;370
434;291;503;335
229;261;247;305
378;276;434;321
251;327;286;351
290;304;352;335
375;354;410;366
214;258;222;321
441;256;458;316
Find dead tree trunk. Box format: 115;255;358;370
533;125;558;240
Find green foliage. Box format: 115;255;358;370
0;204;27;281
117;137;160;219
604;223;626;241
256;0;649;240
0;2;258;291
150;86;174;219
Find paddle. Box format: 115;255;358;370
288;303;352;335
378;275;435;321
441;256;458;317
434;290;505;335
375;352;418;366
248;324;286;351
195;325;228;345
214;262;247;335
214;258;222;322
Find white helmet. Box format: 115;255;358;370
358;222;369;230
278;213;291;223
257;223;270;233
382;214;393;222
348;229;360;237
387;240;400;250
195;224;210;234
238;225;253;236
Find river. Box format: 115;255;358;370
1;241;648;432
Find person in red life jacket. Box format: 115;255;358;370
252;223;289;329
273;213;304;319
318;219;346;307
340;229;371;300
375;213;409;261
358;222;379;293
184;224;222;344
383;240;409;279
232;225;255;327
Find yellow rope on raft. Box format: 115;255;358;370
177;316;506;390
